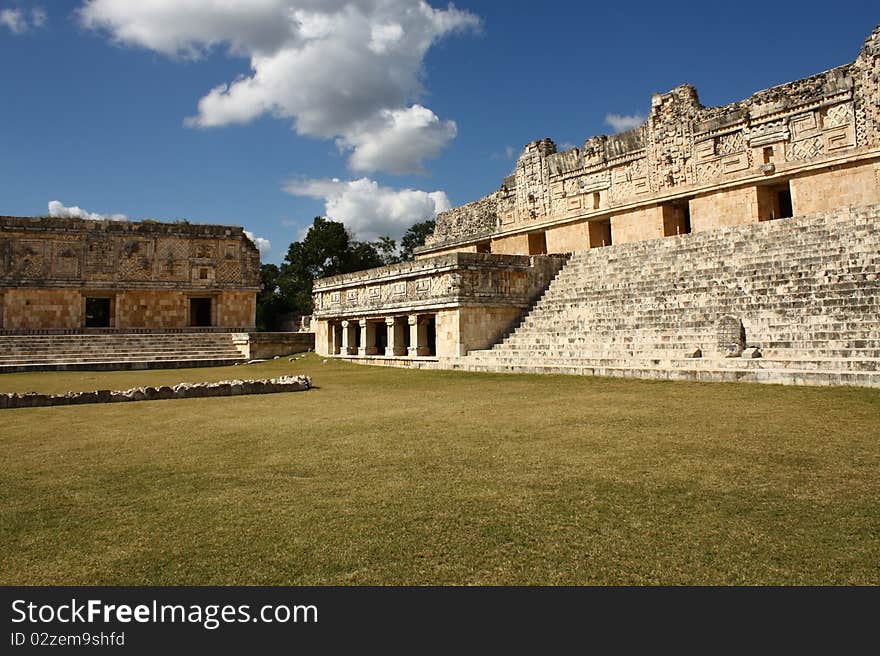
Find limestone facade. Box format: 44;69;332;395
312;25;880;386
0;216;260;331
419;26;880;257
312;253;567;358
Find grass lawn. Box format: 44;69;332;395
1;353;878;585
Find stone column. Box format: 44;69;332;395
386;317;407;357
408;314;431;357
341;320;357;355
358;318;378;356
329;322;341;355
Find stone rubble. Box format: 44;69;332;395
0;375;311;410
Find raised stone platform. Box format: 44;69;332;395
0;332;249;372
442;205;880;387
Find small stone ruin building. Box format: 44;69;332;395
0;216;260;332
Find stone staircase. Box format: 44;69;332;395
448;205;880;387
0;332;247;372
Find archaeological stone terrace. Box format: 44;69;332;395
312;25;880;387
0;216;260;332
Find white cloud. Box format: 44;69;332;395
284;176;450;241
0;7;47;33
79;1;480;174
505;146;516;159
48;200;128;221
31;7;47;27
244;230;272;256
605;113;645;133
1;9;27;33
341;104;457;174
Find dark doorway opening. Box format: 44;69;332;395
662;198;692;236
330;323;342;355
374;322;388;353
403;320;411;352
758;181;794;221
85;297;111;328
777;187;793;219
425;316;437;356
528;231;547;255
190;298;212;327
589;219;612;248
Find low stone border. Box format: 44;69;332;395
0;375;311;409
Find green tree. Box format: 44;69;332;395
399;219;436;261
375;235;399;265
257;217;383;327
255;263;292;332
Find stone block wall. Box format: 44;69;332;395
312;253;569;358
415;25;880;258
1;289;82;330
0;216;260;331
610;206;665;245
241;332;315;359
790;160;880;214
690;186;759;232
115;291;188;329
490;233;530;255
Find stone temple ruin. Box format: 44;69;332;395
0;217;309;371
311;25;880;387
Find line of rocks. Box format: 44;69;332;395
0;375;312;410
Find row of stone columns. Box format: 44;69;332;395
338;315;432;357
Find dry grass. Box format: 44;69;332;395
1;354;878;585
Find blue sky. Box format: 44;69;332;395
1;1;877;263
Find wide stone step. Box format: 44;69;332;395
446;360;880;388
0;332;246;372
463;353;880;372
0;357;246;373
448;207;880;389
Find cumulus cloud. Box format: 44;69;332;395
341;104;457;174
284;176;450;241
605;113;645;133
244;230;272;256
79;0;480;174
0;7;47;33
31;6;46;27
48;200;127;221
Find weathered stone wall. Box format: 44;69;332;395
490;233;530;255
690;186;759;232
313;252;568;320
545;221;589;254
1;289;82;330
0;216;260;330
417;25;880;256
241;332;315;359
610;205;665;245
423;195;498;248
790;160;880;214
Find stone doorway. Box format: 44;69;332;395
662;198;692;236
424;315;437;356
85;297;112;328
758;181;794;221
528;231;548;255
190;297;213;327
